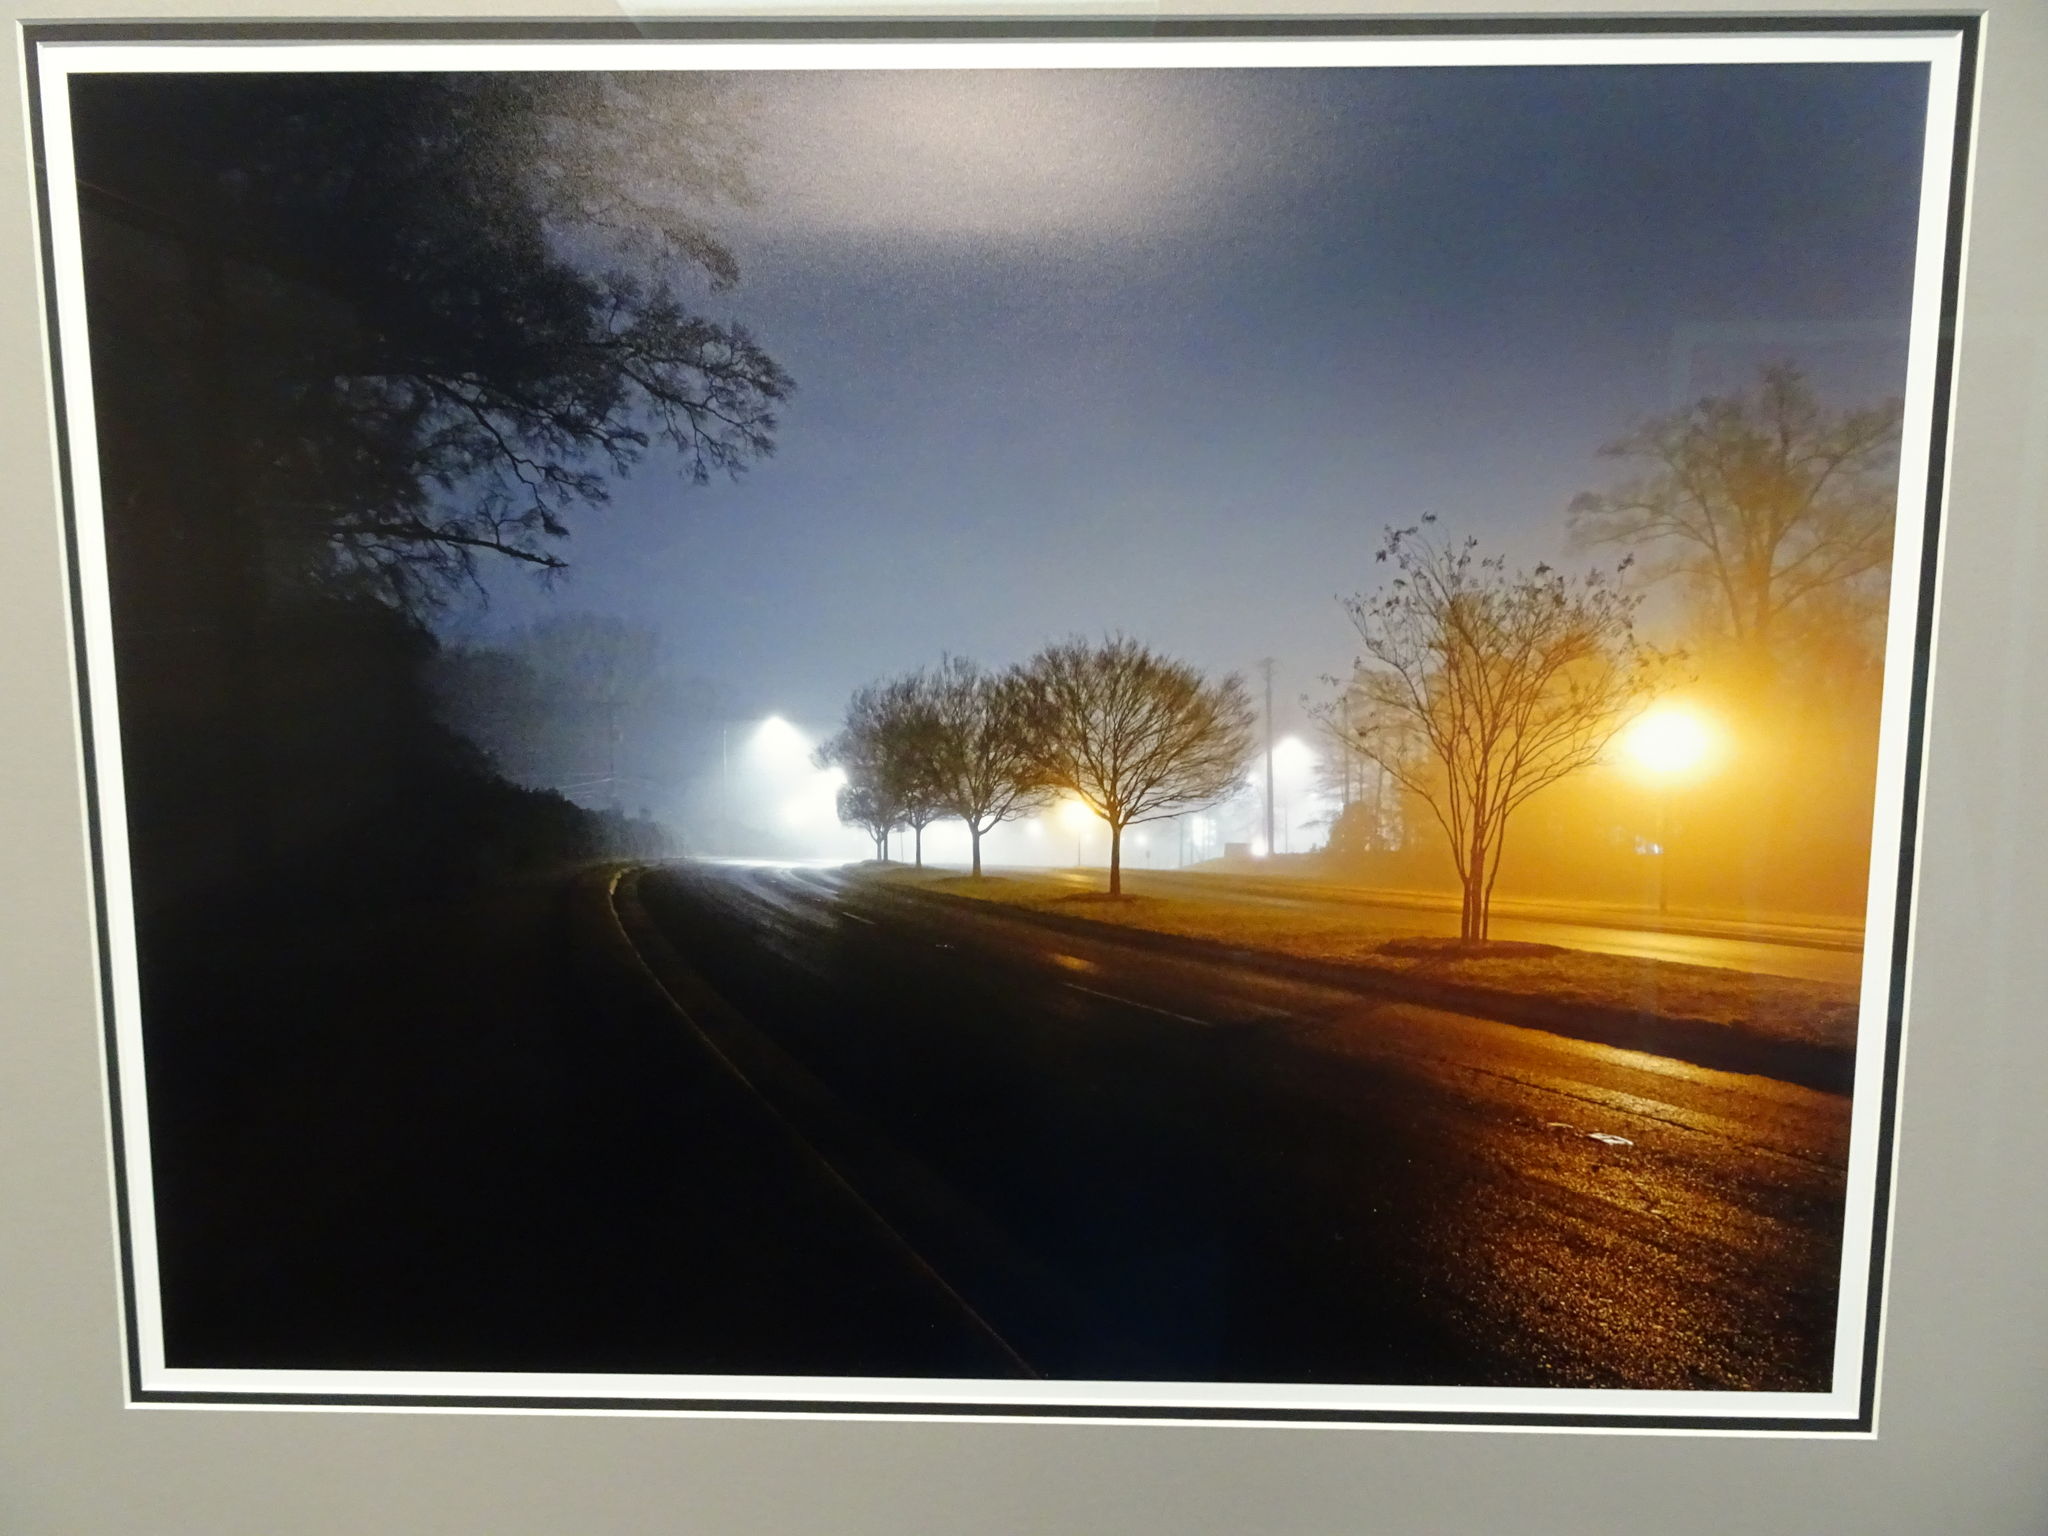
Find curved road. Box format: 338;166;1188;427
623;859;1853;1391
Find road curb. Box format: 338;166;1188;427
877;882;1857;1096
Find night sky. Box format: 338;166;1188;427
442;62;1931;742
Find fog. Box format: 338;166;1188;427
418;62;1923;916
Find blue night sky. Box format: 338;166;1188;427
443;62;1931;741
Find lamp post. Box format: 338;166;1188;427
1060;798;1094;869
1653;789;1670;915
1619;704;1717;920
1260;657;1276;858
1270;734;1314;860
717;713;804;858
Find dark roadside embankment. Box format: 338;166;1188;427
866;868;1861;1095
139;862;1027;1378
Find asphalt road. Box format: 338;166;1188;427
627;860;1853;1391
1016;867;1864;984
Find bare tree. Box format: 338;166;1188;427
1334;522;1663;943
1023;636;1254;896
925;655;1046;877
819;674;946;867
881;674;949;868
835;781;899;862
1568;364;1901;673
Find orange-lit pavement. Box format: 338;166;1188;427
624;860;1852;1390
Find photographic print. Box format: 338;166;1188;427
30;18;1972;1428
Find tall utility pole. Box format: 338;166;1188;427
1339;692;1353;808
1259;657;1276;857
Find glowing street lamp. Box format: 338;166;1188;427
751;715;807;760
720;712;809;857
1271;734;1316;855
1622;706;1714;780
1619;703;1720;915
1059;797;1097;867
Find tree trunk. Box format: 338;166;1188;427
970;825;982;877
1464;823;1489;943
1475;844;1496;941
1482;832;1510;944
914;822;923;868
1109;823;1123;896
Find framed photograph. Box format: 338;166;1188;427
26;13;1974;1434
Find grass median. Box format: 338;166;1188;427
865;865;1862;1083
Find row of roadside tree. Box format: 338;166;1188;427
820;638;1254;894
826;363;1904;936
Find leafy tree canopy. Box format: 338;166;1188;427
1568;364;1899;677
73;70;793;609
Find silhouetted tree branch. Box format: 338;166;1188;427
924;655;1047;877
819;677;948;866
72;71;793;614
1022;636;1254;896
1568;363;1900;677
1330;521;1667;942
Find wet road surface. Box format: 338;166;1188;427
626;860;1852;1390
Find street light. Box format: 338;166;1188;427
1271;734;1316;855
1619;703;1719;915
1059;797;1097;867
1622;706;1713;779
751;715;806;759
718;713;810;857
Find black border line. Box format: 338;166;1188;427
1852;5;1981;1437
126;1392;1863;1432
21;26;149;1408
23;11;1981;1435
14;14;1990;43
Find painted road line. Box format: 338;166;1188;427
1066;983;1213;1028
